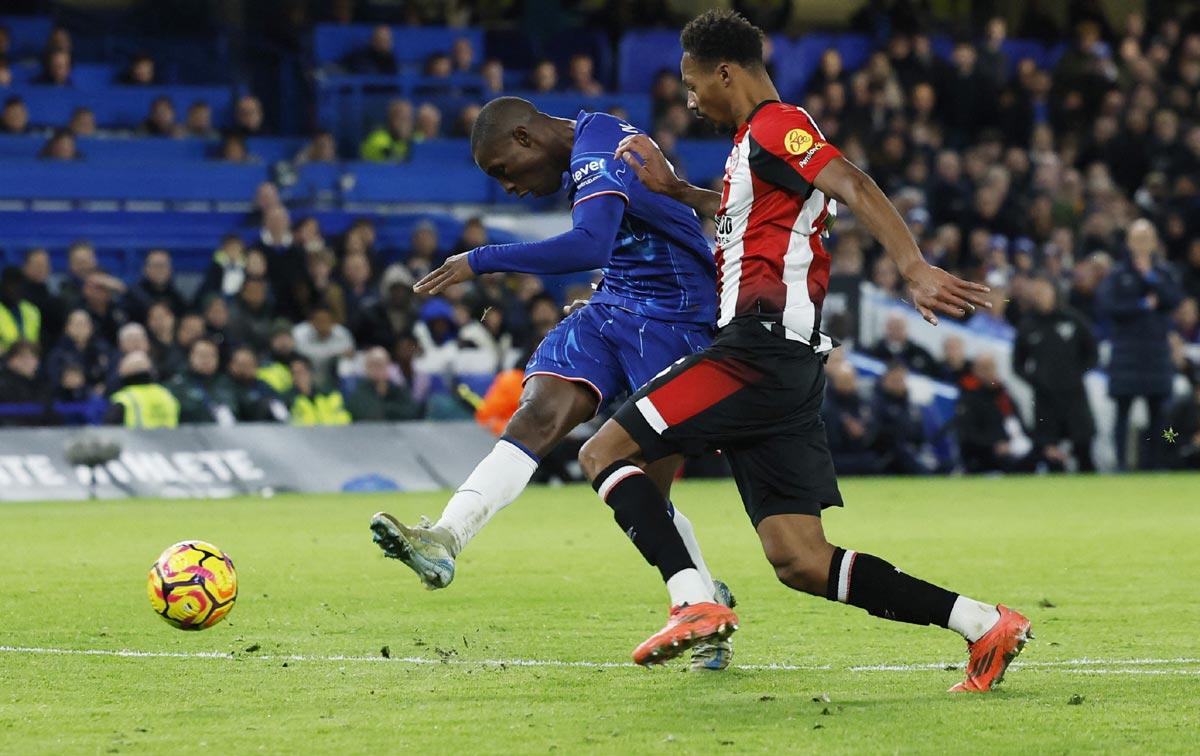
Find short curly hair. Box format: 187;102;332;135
680;9;764;68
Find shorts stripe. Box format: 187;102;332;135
837;549;857;604
597;465;643;502
635;396;668;434
645;359;752;428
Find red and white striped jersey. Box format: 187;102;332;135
715;100;840;352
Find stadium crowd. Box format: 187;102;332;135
1;3;1199;473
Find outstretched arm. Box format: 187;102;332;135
614;134;721;218
813;156;991;325
414;194;624;295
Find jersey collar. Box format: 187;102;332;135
734;99;780;141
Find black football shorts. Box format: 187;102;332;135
613;316;844;527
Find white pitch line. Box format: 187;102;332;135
1;646;1198;675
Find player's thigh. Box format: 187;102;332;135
505;375;599;457
727;429;844;530
523;305;624;409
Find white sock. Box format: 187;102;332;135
948;596;1001;643
669;505;719;601
433;439;539;555
665;568;712;607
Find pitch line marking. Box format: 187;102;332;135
1;646;1198;675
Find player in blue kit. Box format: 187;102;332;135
369;96;735;670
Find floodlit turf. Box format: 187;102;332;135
2;475;1198;754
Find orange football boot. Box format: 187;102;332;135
633;602;739;666
949;604;1032;692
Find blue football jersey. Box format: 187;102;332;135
567;111;716;325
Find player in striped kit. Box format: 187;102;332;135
580;10;1031;692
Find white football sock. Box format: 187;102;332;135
666;568;713;607
669;505;719;601
432;439;539;555
948;596;1001;643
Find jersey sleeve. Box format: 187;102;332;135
747;106;841;194
568;115;634;208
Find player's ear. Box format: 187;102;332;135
512;125;532;147
718;62;733;87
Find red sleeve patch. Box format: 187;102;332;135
752;104;842;183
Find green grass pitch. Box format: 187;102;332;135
2;474;1198;754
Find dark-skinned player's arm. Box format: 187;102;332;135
812;156;990;325
413;194;623;296
614;134;722;219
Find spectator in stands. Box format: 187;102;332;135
1100;219;1184;470
451;37;475;74
342;24;397;75
414;102;441;141
937;334;971;384
36;48;71;86
53;363;89;405
0;341;50;426
0;267;41;354
651;69;684;120
295;130;337;163
198;234;247;302
292;304;354;385
226;276;274;354
293;217;326;254
167;338;235;425
1;96;29;134
231;94;265;137
46;25;72;55
339;251;373;331
176;312;206;356
480;59;504;95
822;360;881;475
1013;278;1099;471
867;314;938;375
256;322;297;394
145;301;184;380
346;345;421;421
424;52;452;80
1174;298;1200;344
185;101;217;139
306;248;346;323
0;26;9;57
108;321;152;387
530;59;558;92
1167;363;1200;470
218;134;252;163
455;103;481;138
871;362;933;474
105;351;179;428
404;220;440;279
124;249;186;322
200;294;231;360
0;57;10;88
38;130;78;161
355;264;414;349
64;108;96;138
568;53;604;95
120;53;156;86
141;96;182;137
226;345;288;422
19;248;63;351
956;353;1039;473
46;309;111;391
286;355;350;426
360;98;413;162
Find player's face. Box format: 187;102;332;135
681;53;732;129
476;137;561;198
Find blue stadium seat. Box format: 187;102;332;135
408;139;473;165
617;30;682;93
834;34;875;72
10;85;233;129
522;92;651;132
245;137;308;164
342;161;490;203
0;161;266;202
0;15;54;58
674;140;730;185
312;24;485;68
70;63;120;89
77;137;213;161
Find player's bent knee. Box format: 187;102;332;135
578;435;613;482
770;555;828;595
506;400;572;456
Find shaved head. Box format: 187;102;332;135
470;96;537;158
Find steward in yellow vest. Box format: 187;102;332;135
0;266;41;353
285;355;350;426
107;351;179;429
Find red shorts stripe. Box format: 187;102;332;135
645;358;759;428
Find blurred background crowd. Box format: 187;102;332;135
1;0;1198;476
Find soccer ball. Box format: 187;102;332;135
147;540;238;630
